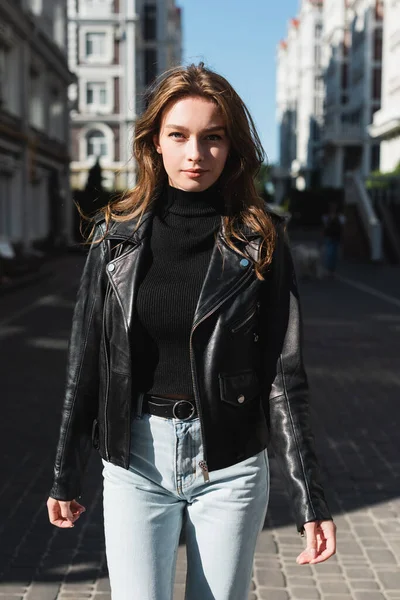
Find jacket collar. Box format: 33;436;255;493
103;199;285;327
107;200;284;243
104;194;285;262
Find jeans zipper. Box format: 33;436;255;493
189;267;254;482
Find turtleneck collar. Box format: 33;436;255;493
163;181;226;217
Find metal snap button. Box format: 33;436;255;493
240;258;249;268
107;263;115;272
237;394;245;404
254;333;259;343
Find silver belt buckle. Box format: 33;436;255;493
172;400;196;421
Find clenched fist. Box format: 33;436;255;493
47;497;86;528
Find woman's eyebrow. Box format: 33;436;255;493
164;124;226;133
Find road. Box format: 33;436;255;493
1;253;400;600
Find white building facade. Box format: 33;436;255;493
321;0;383;187
68;0;182;192
369;0;400;172
0;0;74;249
276;21;299;175
295;0;324;189
275;1;324;195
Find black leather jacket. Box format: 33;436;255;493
50;205;332;532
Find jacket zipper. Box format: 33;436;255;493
102;282;112;461
231;301;260;333
103;242;138;466
189;267;254;482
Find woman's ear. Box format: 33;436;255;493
153;134;162;154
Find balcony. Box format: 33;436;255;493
322;123;364;145
369;108;400;139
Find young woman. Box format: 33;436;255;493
47;63;336;600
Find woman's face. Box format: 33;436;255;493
153;96;231;192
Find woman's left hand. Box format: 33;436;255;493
296;520;337;565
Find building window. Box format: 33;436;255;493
49;88;64;141
311;120;320;142
0;40;21;117
85;32;106;58
0;45;7;106
371;145;380;171
29;69;44;130
144;5;157;41
375;0;384;21
314;75;324;93
343;29;351;56
374;28;383;61
53;1;65;49
0;170;12;238
314;45;321;67
87;130;107;157
144;48;157;86
341;64;348;90
86;82;107;106
372;67;382;101
314;95;324;117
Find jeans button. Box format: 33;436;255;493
237;394;245;404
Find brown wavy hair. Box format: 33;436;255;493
99;62;276;279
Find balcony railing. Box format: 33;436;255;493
369;108;400;139
345;172;382;261
322;123;364;145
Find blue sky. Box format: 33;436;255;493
179;0;298;164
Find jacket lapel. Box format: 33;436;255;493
105;210;153;328
105;204;265;330
192;231;261;327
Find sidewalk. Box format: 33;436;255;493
0;247;86;296
0;254;399;600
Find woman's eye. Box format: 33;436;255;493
168;132;223;141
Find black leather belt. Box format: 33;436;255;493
142;394;198;421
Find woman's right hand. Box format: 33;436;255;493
47;497;86;528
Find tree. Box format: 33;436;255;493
85;157;104;195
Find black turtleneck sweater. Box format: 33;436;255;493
134;183;225;396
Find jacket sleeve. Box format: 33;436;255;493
262;221;332;533
49;224;107;501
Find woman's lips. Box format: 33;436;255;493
183;170;208;179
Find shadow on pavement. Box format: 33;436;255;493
0;256;400;587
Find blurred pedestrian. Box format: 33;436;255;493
321;202;346;277
47;63;336;600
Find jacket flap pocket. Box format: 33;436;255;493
219;370;260;407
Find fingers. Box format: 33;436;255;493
70;500;86;520
47;498;86;529
296;521;318;565
296;520;337;565
309;521;337;564
59;501;75;526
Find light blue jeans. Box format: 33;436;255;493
102;413;270;600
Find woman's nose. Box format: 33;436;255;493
187;137;204;162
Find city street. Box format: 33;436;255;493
1;252;400;600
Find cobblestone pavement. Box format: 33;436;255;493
1;253;400;600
